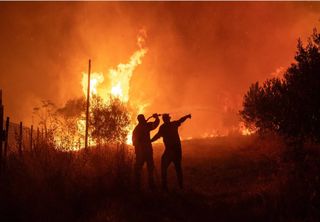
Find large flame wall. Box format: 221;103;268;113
1;2;320;140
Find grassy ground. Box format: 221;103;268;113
0;135;319;222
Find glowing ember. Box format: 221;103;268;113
239;122;256;136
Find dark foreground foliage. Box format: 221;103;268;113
241;29;320;144
239;30;320;221
0;135;319;222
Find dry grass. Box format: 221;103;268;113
0;135;319;222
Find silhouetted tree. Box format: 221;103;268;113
56;97;86;118
90;96;130;145
55;97;86;149
33;100;58;145
240;29;320;153
54;95;130;148
241;29;320;220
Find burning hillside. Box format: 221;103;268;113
53;30;149;149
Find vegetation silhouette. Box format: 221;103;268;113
53;95;131;149
240;28;320;221
33;100;58;146
90;96;131;145
151;114;191;191
241;28;320;151
55;97;86;149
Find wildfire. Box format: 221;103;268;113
81;72;104;96
79;30;148;146
108;46;147;102
81;30;147;104
111;83;123;98
239;122;256;136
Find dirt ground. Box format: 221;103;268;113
1;135;318;222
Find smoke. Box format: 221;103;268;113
1;2;320;138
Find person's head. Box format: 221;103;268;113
137;114;146;124
162;113;171;123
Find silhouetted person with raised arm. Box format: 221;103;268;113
132;113;160;190
151;113;191;191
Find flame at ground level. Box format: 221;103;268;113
239;122;256;136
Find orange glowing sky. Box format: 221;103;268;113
1;2;320;139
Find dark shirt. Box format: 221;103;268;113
151;115;190;157
132;119;159;151
156;121;182;150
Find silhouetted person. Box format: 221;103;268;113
151;113;191;191
132;113;160;190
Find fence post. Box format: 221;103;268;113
30;125;33;152
19;121;22;156
0;90;3;172
4;117;9;169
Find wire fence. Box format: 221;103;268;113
1;90;49;172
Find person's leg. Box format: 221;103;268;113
146;153;155;189
134;153;144;190
161;153;171;191
173;158;183;189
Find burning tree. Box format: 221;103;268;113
33;100;59;146
79;29;148;146
240;29;320;156
90;96;130;145
53;95;130;149
55;97;86;149
36;30;148;150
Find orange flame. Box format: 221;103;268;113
239;122;256;136
80;30;148;146
81;72;104;96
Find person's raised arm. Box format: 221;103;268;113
148;113;160;130
151;128;162;143
177;114;192;125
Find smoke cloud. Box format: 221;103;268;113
1;2;320;138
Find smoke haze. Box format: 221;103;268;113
1;2;320;138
